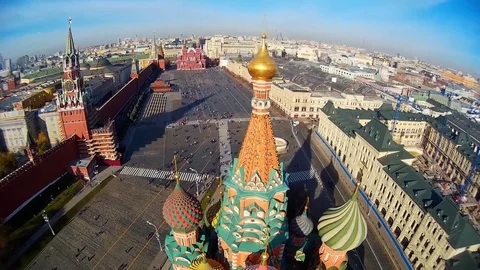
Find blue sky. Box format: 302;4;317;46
0;0;478;74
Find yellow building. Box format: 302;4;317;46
14;89;54;110
442;71;479;89
225;60;384;118
316;101;480;270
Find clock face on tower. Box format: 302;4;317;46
64;79;75;93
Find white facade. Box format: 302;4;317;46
0;110;37;152
318;64;376;80
270;81;383;118
37;110;62;146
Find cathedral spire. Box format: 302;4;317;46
65;17;76;56
260;229;270;267
235;32;279;184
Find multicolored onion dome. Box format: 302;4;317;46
163;176;203;232
317;187;367;251
189;253;224;270
204;199;221;228
290;215;313;237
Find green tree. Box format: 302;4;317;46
0;152;17;177
36;132;51;154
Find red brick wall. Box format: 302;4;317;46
98;63;156;123
0;136;79;219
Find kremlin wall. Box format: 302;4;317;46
0;62;158;220
0;136;78;219
98;62;155;123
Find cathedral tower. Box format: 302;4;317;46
163;156;207;269
215;33;288;269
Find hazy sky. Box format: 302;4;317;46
0;0;479;74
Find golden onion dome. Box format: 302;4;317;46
248;33;277;80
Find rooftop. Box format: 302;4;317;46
70;156;95;168
0;95;28;111
274;58;377;97
323;102;480;249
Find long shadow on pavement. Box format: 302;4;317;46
122;94;213;163
286;132;316;221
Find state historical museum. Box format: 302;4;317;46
176;41;206;70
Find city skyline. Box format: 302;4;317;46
0;0;479;74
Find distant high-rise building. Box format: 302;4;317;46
16;55;29;68
0;54;3;69
4;58;12;71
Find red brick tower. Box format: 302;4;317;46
57;18;95;154
130;57;138;79
158;43;166;70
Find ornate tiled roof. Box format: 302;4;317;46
235;33;280;185
235;114;280;184
204;199;221;228
163;172;203;232
189;253;224;270
317;186;367;251
290;200;313;237
164;233;206;268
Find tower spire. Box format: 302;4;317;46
173;155;180;185
260;229;270;266
65;17;76;56
151;32;158;60
235;32;279;184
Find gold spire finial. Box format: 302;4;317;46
173;155;180;184
260;228;270;266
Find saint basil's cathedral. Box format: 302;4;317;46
162;33;368;270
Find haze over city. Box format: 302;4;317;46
1;0;479;73
3;0;480;270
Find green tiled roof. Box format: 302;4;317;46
427;98;451;112
382;156;480;248
446;251;480;270
430;116;480;165
323;103;480;249
377;149;414;165
355;119;402;152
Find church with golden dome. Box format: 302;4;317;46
162;32;367;270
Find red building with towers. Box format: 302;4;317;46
176;41;206;70
0;18;161;220
56;19;118;164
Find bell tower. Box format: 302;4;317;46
57;18;91;141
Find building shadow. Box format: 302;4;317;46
286;132;317;220
122;94;212;163
349;242;366;270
